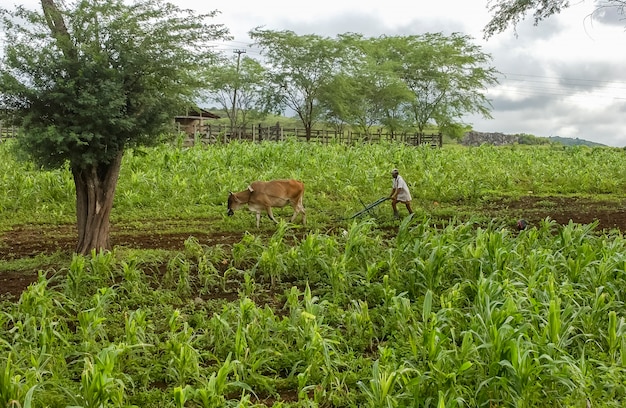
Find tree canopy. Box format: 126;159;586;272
1;0;228;169
249;29;342;141
204;53;268;133
484;0;626;38
246;30;498;140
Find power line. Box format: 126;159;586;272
492;72;626;100
499;71;626;86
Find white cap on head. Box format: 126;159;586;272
391;168;399;174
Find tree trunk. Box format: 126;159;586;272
72;151;124;255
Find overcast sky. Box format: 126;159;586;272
6;0;626;146
198;0;626;147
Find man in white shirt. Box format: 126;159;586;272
389;168;413;218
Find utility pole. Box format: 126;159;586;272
231;49;246;138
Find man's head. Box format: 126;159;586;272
391;168;399;178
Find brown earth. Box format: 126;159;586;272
2;195;626;299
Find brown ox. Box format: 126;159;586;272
227;179;306;228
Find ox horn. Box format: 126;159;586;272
247;185;254;192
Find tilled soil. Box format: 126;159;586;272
2;195;626;299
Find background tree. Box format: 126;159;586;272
320;34;413;138
204;55;268;138
249;29;341;141
385;33;499;136
0;0;229;254
484;0;626;38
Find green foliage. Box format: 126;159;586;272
516;133;550;145
377;33;499;133
484;0;569;38
482;0;626;39
2;216;626;405
203;55;269;130
247;30;498;138
3;141;626;227
548;136;606;147
249;29;342;136
0;0;229;169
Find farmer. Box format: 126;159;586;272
389;168;413;218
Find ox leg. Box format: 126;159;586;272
255;211;261;228
291;201;306;225
290;206;306;225
267;207;278;224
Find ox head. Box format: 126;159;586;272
227;186;253;216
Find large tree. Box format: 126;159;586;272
0;0;229;254
319;34;413;137
484;0;626;38
249;29;341;141
204;54;268;138
381;34;499;134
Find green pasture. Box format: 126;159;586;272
2;140;626;407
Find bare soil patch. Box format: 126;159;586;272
0;221;246;299
485;195;626;230
2;196;626;299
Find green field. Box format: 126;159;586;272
1;140;626;407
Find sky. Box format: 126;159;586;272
5;0;626;146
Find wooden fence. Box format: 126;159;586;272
0;123;443;147
178;123;442;147
0;125;18;140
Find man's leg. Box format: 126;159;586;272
405;202;413;214
391;199;400;218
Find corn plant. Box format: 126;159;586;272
192;353;251;408
173;385;193;408
88;249;116;282
165;310;200;386
124;308;149;346
68;345;128;408
119;259;149;296
346;300;375;351
0;354;30;408
357;359;411;408
296;285;341;383
164;255;192;296
77;288;115;351
255;221;292;286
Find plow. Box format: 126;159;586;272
348;196;390;219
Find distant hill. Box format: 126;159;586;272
462;131;605;147
547;136;606;147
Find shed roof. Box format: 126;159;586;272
175;108;220;120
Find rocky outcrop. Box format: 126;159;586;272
462;131;520;146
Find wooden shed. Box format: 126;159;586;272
174;108;220;136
